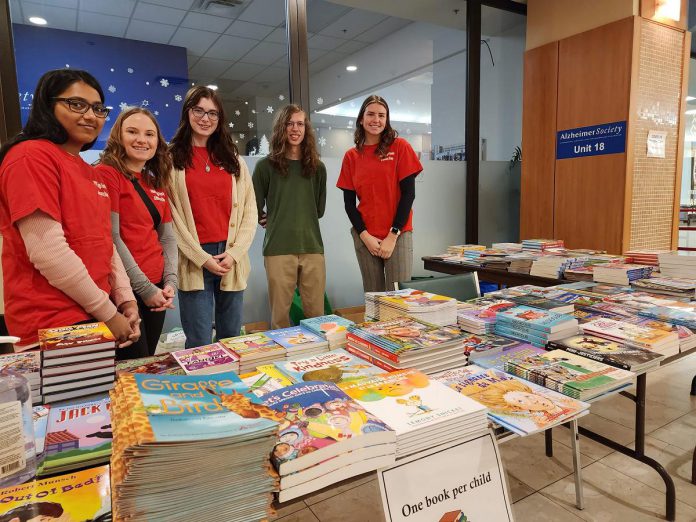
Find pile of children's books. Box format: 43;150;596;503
260;381;396;501
521;238;564;252
171;342;240;374
658;252;696;279
435;365;590;435
547;333;664;371
530;255;586;279
367;288;458;326
110;372;279;522
631;276;696;298
266;326;329;360
447;244;486;255
346;317;469;373
273;348;384;385
339;369;488;457
38;322;116;403
0;351;41;404
219;332;285;373
564;266;595;281
507;253;537;274
115;353;185;376
457;297;515;334
581;317;680;357
300;314;354;349
593;263;654;285
625;249;672;266
494;306;579;347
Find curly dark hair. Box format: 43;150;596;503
99;107;172;190
0;68;105;164
169;86;240;176
269;104;320;177
353;94;398;158
0;501;63;522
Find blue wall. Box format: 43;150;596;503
12;24;189;147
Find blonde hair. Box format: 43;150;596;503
474;378;536;412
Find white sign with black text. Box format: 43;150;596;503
378;432;513;522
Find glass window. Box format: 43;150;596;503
679;57;696;250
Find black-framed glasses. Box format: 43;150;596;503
190;106;220;121
52;97;111;118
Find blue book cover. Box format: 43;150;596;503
473;344;547;370
266;326;326;350
300;315;355;338
493;324;549;347
496;306;576;332
639;306;696;329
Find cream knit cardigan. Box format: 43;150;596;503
168;156;257;292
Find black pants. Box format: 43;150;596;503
116;284;167;361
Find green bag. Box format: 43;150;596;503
288;288;333;326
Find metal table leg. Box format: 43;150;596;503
570;419;584;510
690;375;696;396
545;428;553;457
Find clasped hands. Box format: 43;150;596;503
360;230;396;259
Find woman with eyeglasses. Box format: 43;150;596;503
96;108;177;359
168;86;257;347
0;68;140;352
337;95;423;292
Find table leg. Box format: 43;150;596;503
692;445;696;485
690;375;696;396
570;419;584;510
545;428;553;457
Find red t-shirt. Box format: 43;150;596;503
96;164;172;283
0;140;113;345
185;146;232;243
337;137;423;239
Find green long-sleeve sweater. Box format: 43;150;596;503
252;157;326;256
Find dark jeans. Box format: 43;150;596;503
178;241;244;348
116;282;167;360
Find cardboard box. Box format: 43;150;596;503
334;305;365;324
243;321;270;334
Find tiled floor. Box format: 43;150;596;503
272;355;696;521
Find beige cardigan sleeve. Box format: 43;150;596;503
167;169;212;268
226;159;258;263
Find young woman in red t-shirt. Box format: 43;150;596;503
96;108;178;358
337;95;423;292
0;69;139;351
168;86;257;348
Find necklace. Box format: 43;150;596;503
195;147;211;173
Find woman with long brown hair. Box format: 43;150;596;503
337;95;423;292
96;107;177;358
168;86;257;347
252;104;326;328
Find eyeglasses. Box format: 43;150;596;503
190;106;220;121
53;97;111;118
286;121;305;129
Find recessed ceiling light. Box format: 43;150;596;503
346;65;357;72
207;84;218;90
28;16;47;25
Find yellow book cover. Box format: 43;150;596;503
0;465;111;521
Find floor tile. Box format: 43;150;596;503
550;413;635;461
649;411;696;453
302;471;377;506
590;392;689;433
512;492;584;521
309;479;386;522
271;496;308;519
599;435;696;509
275;507;320;522
540;460;696;521
506;473;536;503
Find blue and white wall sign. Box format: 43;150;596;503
556;121;627;160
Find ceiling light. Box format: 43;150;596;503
346;65;357;72
28;16;47;25
687;96;696;101
207;84;218;90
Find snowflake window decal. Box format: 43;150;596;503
160;78;169;87
235;110;241;116
279;94;285;101
248;122;254;128
266;106;273;113
316;97;324;105
228;123;234;128
175;94;182;102
108;85;116;93
127;68;134;74
240;133;245;139
119;102;128;112
318;137;327;146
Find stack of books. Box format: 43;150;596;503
346;317;469;373
239;365;293;397
470;343;547;370
115;353;185;376
494;306;579;347
507;294;574;314
507;253;537;274
658;252;696;279
339;369;488;457
592;263;653;285
300;314;355;349
38;394;112;476
625;249;672;266
461;332;537;363
631;277;696;298
219;332;285;373
505;349;635;400
260;381;396;501
564;266;595;281
581;318;680;357
521;238;565;252
492;242;523;251
602;292;689;311
547;334;665;371
369;288;458;326
638;305;696;331
621;315;696;353
530;255;586;279
38;323;116;403
273;348;385;385
0;351;41;404
171;342;240;375
110;372;279;522
435;365;590;435
265;326;329;359
457;297;516;334
447;244;486;255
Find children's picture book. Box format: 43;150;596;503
495;306;578;333
379;289;456;309
32;405;50;457
265;326;327;349
0;465;112;522
38;323;116;357
508;294;573;312
435;365;589;434
548;334;665;371
39;394;112;475
300;314;355;338
274;348;385;384
115;353;185;376
350;318;466;356
462;333;527;357
240;365;293;397
468;344;547;370
218;332;285;358
0;351;40;383
260;381;396;475
581;318;678;349
171;342;240;374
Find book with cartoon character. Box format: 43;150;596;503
39;394;113;475
274;348;384;385
547;334;664;371
265;326;328;355
300;314;355;340
434;365;589;435
38;322;116;358
259;381;395;476
495;305;579;333
0;465;112;522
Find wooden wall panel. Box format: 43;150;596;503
520;42;558;240
553;17;634;252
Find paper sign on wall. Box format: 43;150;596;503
647;130;667;158
378;432;513;522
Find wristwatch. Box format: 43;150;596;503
389;226;401;237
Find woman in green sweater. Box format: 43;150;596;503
252;104;327;328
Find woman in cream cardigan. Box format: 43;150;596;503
168;86;257;348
